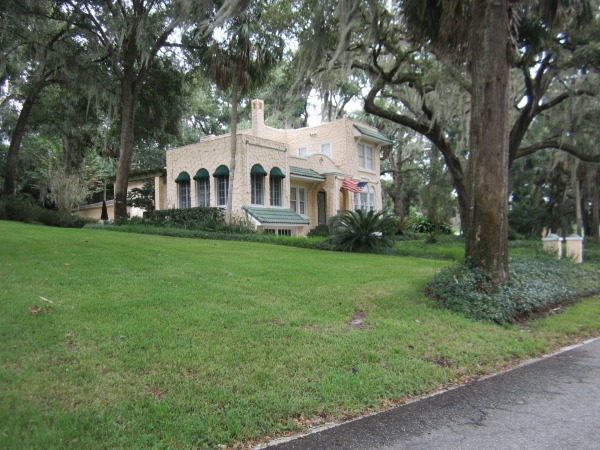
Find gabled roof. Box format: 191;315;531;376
289;166;326;181
243;207;310;225
354;125;393;144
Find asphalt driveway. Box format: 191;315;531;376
263;337;600;450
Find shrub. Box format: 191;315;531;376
427;255;600;324
307;224;330;237
127;182;155;211
394;216;415;236
411;217;453;234
328;209;397;253
143;206;224;227
0;196;89;228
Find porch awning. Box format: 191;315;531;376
243;207;310;225
289;166;325;181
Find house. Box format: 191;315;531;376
165;99;391;236
73;168;167;221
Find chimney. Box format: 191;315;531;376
251;99;264;135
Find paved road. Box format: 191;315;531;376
264;338;600;450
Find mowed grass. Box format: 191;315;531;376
1;221;600;449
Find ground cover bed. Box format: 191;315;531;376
1;220;600;449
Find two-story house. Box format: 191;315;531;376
163;99;391;236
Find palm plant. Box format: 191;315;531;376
187;4;284;223
328;209;397;253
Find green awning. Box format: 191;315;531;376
193;168;210;180
250;164;267;176
269;167;285;178
213;165;229;177
175;171;190;183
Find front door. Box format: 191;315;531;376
317;191;326;225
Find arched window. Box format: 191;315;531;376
213;165;229;207
175;171;191;208
194;168;210;207
269;167;285;207
250;164;267;205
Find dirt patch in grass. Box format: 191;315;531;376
348;311;367;329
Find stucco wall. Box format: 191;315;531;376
166;135;289;221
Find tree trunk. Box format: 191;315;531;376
2;92;37;197
225;67;239;225
392;169;404;218
114;31;140;220
591;168;600;243
465;0;511;285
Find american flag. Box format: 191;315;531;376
342;178;368;193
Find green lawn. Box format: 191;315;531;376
1;221;600;449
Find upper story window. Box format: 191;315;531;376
358;143;375;171
320;142;332;158
213;165;229;207
250;164;267;205
290;186;306;215
194;168;210;207
175;171;191;209
298;146;307;157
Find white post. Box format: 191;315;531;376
542;233;562;259
565;234;584;263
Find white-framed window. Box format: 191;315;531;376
196;178;210;207
216;175;229;207
320;142;332;158
298;146;307;157
264;228;292;236
270;176;282;206
290;186;306;215
179;181;191;209
358;143;375;171
251;174;264;205
353;184;375;212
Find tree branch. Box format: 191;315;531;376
517;139;600;163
